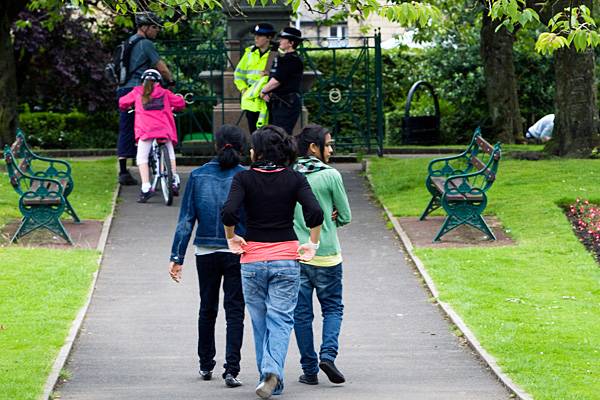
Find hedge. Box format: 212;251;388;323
19;111;118;149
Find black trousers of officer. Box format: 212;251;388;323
245;111;259;134
269;93;301;135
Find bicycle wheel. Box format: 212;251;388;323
158;144;174;206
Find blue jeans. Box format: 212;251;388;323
241;260;300;395
293;262;344;376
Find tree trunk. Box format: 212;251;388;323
551;47;599;156
0;8;18;147
545;0;599;157
480;12;522;144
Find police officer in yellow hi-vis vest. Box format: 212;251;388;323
234;23;276;133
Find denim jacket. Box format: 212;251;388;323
170;160;246;265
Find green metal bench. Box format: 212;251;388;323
420;128;502;241
3;146;73;244
10;128;80;223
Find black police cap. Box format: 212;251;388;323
252;23;276;36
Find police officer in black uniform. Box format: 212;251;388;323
260;27;304;135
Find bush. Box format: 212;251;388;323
19;110;118;149
385;110;404;145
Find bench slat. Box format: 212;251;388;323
10;137;23;155
476;136;495;154
22;197;63;206
470;155;486;171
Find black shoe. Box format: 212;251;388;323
255;373;278;399
137;190;154;203
118;170;138;186
319;360;345;384
199;370;212;381
224;373;242;388
298;374;318;385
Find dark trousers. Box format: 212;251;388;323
196;252;245;377
116;87;136;158
270;93;301;135
246;110;259;134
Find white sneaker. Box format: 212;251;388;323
255;373;278;399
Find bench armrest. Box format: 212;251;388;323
29;155;72;177
27;174;65;192
15;172;66;204
427;152;470;177
444;152;500;195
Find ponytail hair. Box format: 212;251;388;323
142;79;155;105
215;124;246;169
251;125;297;167
295;124;329;159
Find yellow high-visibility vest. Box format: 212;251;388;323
234;46;270;113
241;75;269;128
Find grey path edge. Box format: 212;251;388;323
40;183;122;400
363;159;533;400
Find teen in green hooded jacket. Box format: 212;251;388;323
292;125;351;386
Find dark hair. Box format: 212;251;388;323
295;124;329;159
251;125;297;166
215;124;246;169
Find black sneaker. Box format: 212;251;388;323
298;374;318;385
199;370;212;381
137;190;154;203
118;170;138;186
224;373;242;388
319;360;345;384
172;182;180;197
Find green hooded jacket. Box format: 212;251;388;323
293;157;351;264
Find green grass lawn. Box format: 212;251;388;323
0;157;117;400
368;157;600;400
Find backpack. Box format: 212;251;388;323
105;36;144;85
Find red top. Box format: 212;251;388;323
240;240;299;263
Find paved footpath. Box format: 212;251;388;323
58;163;510;400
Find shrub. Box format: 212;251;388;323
19;111;118;149
385;110;404;145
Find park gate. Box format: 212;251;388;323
298;32;383;155
158;32;383;155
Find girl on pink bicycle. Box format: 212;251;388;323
118;69;185;203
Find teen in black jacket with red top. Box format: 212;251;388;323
222;125;323;399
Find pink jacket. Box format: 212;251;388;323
118;85;185;144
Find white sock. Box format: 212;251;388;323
141;182;151;193
173;173;180;185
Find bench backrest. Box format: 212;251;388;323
465;135;501;192
11;129;35;160
3;146;28;196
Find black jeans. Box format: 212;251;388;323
270;93;301;135
196;252;245;377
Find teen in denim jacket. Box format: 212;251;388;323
169;125;247;388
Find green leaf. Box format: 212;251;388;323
573;31;587;51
